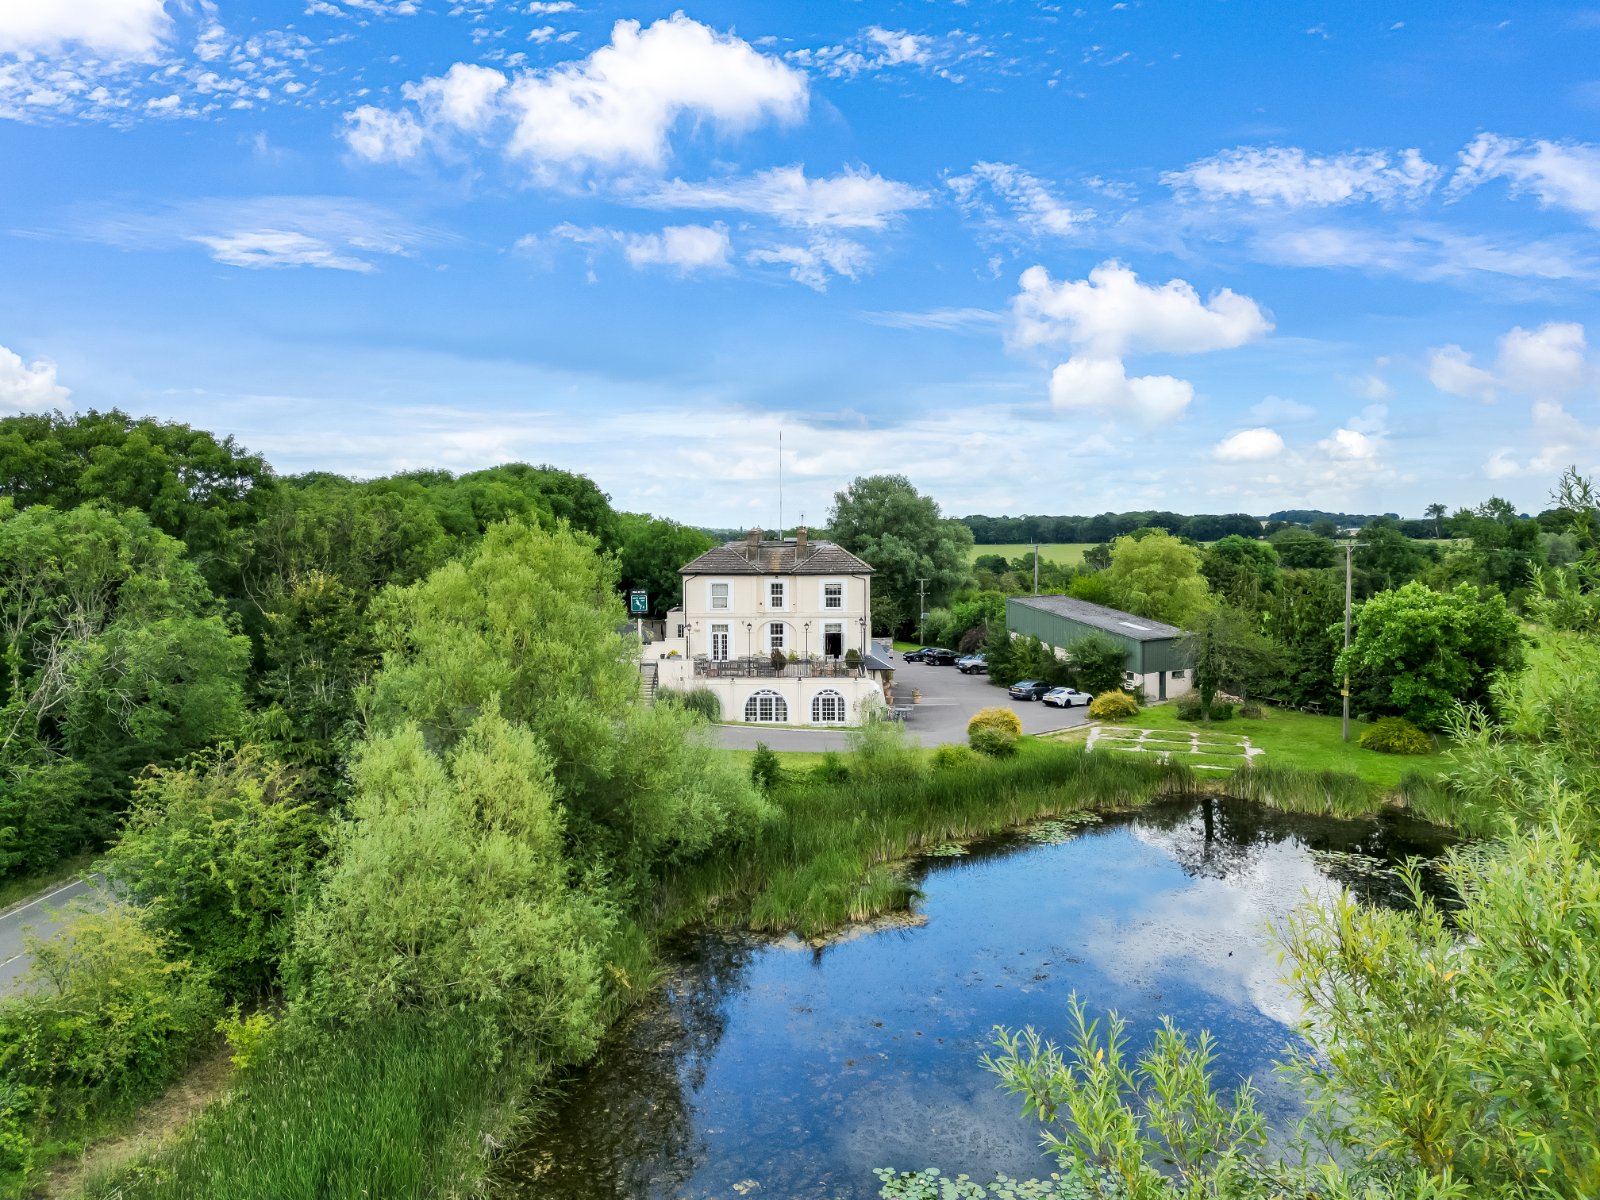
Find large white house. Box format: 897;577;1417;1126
649;527;892;725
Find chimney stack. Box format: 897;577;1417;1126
745;527;763;561
795;526;809;559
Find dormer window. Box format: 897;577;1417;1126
769;580;786;611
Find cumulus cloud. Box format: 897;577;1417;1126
1429;322;1591;403
0;0;172;58
638;165;927;230
1163;145;1439;207
346;16;809;178
1213;427;1285;461
1318;427;1378;461
0;344;72;411
1450;133;1600;227
620;223;731;272
1049;355;1194;424
1010;261;1272;355
947;161;1095;239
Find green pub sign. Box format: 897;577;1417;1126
628;590;649;615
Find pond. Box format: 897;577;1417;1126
506;798;1453;1199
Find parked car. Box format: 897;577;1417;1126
1008;679;1052;701
904;647;956;664
956;653;987;674
1043;687;1094;708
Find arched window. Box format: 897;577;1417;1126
744;690;788;723
811;690;846;724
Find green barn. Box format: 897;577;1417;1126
1006;595;1194;701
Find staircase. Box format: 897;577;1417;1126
639;662;658;705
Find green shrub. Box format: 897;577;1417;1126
769;648;787;671
1208;701;1235;722
969;725;1019;758
99;748;324;998
664;686;722;722
968;707;1023;739
932;744;977;769
750;743;785;791
1175;695;1205;721
849;707;928;780
810;751;850;784
0;902;219;1169
1360;716;1432;755
1088;690;1139;720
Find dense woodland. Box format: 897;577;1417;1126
0;410;1597;1198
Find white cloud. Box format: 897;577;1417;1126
1011;260;1272;355
0;0;171;58
639;165;927;230
1213;427;1285;461
1450;133;1600;227
1049;354;1194;424
1428;344;1498;402
504;14;806;174
401;62;507;133
524;1;575;11
1249;395;1316;423
786;26;983;81
1318;427;1378;461
1164;146;1439;207
746;235;871;291
860;307;1003;332
1254;222;1600;285
947;161;1095;238
0;345;72;411
1498;322;1587;394
343;105;425;162
1429;323;1590;403
621;223;731;272
190;230;377;271
346;16;807;178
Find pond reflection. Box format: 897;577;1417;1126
504;799;1452;1200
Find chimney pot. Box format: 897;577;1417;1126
745;527;762;561
796;526;809;558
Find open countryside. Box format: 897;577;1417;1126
3;5;1599;1200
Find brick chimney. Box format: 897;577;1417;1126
745;527;763;561
795;526;809;559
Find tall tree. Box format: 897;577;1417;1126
614;515;713;617
1424;502;1447;539
827;475;973;637
1102;529;1210;627
1200;535;1281;611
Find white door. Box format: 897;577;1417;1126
711;624;730;661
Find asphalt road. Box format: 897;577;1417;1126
0;875;102;995
716;655;1090;751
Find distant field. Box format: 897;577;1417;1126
970;543;1094;566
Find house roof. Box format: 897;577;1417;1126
1008;595;1184;642
680;538;874;576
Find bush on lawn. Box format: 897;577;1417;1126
932;744;978;769
750;743;785;790
969;726;1019;758
968;707;1023;738
1360;716;1433;756
1088;691;1139;720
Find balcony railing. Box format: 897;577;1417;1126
692;655;865;679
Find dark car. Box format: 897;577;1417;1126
904;647;956;664
956;653;987;674
1008;679;1052;701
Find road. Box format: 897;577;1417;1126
716;656;1090;750
0;875;102;995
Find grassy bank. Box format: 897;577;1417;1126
1087;701;1447;791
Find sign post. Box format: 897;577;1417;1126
629;590;648;644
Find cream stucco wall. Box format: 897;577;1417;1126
681;570;873;661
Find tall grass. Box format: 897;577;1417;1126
1226;761;1381;819
655;745;1199;936
88;1018;512;1200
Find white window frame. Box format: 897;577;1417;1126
709;581;730;611
710;623;731;662
768;622;787;653
811;689;846;724
768;579;787;611
745;690;788;723
821;579;845;610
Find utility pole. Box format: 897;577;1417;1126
1032;542;1040;596
1341;541;1353;742
917;577;929;644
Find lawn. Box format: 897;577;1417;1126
969;543;1094;566
1072;701;1448;791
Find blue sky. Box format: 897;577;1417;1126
2;1;1598;525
